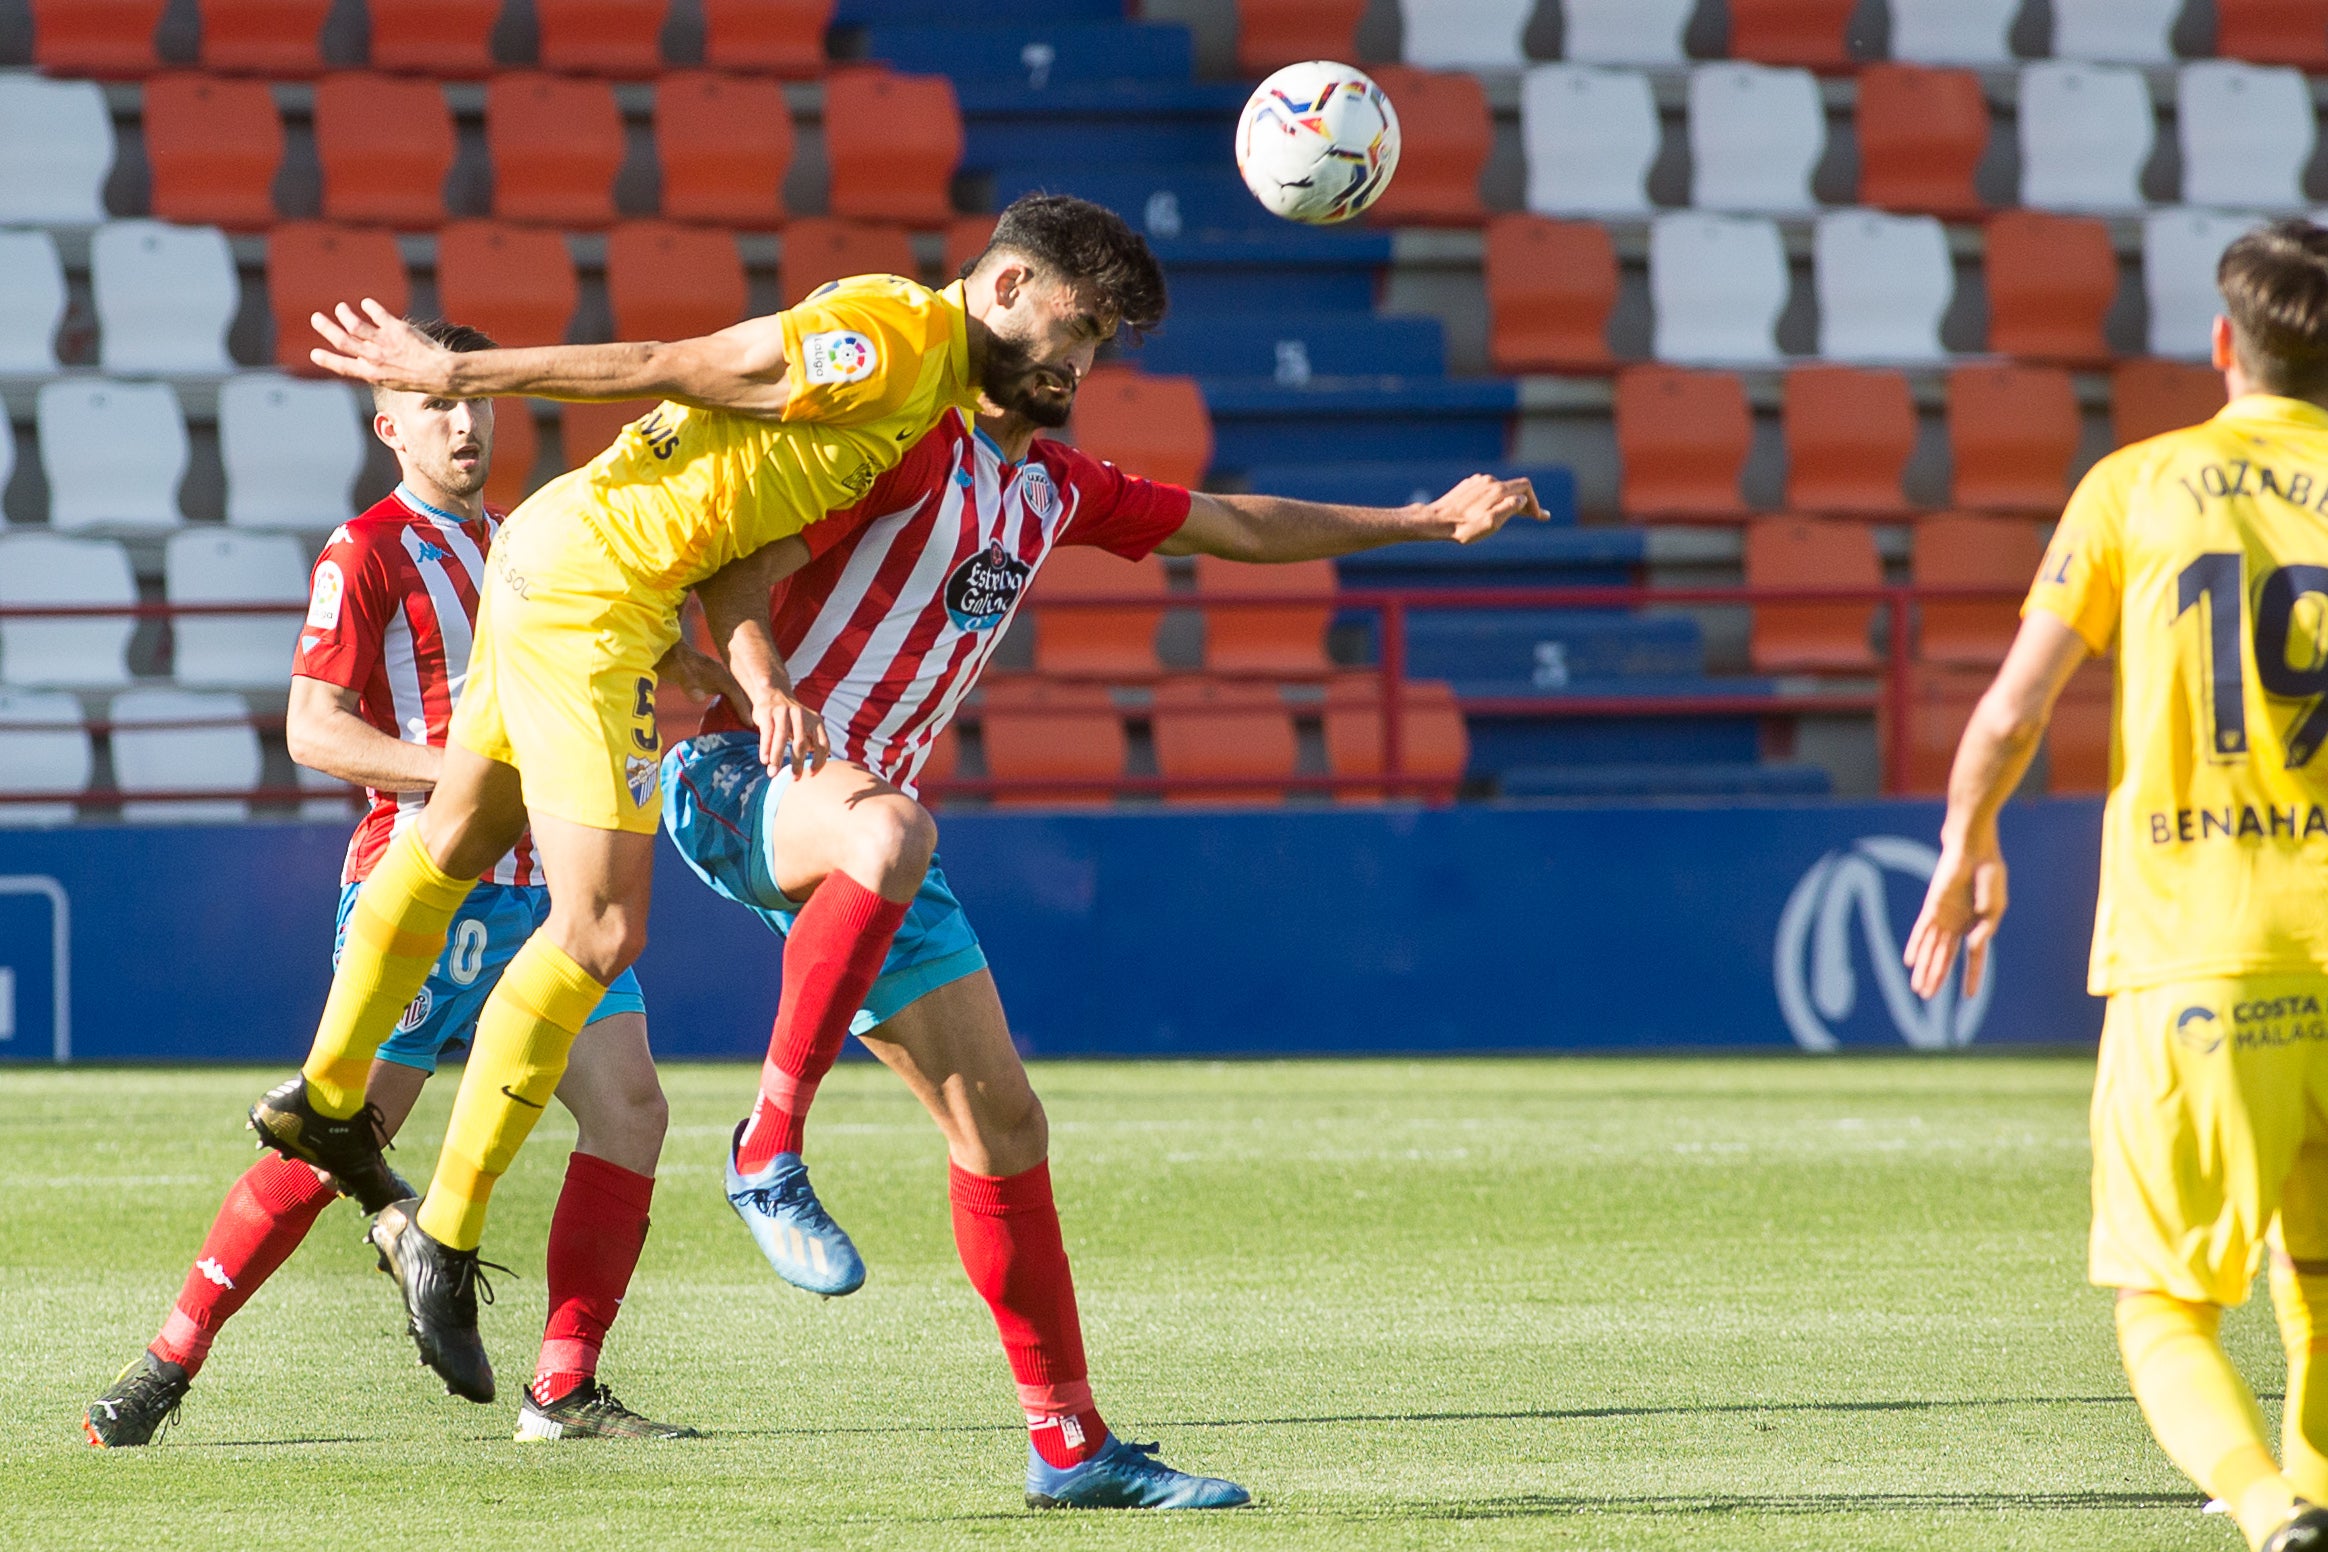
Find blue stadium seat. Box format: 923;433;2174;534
838;0;1123;20
989;166;1273;239
1499;762;1834;798
1133;313;1446;380
1404;611;1706;689
1199;379;1517;469
1252;462;1580;524
1147;231;1392;317
1464;715;1765;777
957;81;1247;168
858;22;1194;86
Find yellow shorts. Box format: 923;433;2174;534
2091;973;2328;1305
449;499;678;835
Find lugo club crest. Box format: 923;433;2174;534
944;540;1032;631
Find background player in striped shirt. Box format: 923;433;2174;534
661;396;1539;1509
88;321;699;1448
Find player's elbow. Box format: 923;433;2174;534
1969;687;2051;760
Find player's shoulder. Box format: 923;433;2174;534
319;494;422;559
793;271;939;320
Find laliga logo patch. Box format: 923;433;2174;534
1774;836;1994;1052
306;561;345;630
1017;463;1061;525
2175;1006;2223;1053
802;329;878;387
396;985;433;1034
943;540;1032;632
626;753;659;808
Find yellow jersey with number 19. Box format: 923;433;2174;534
2027;394;2328;994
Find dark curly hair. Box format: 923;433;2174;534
370;317;497;408
960;194;1169;340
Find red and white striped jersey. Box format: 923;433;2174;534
293;485;539;887
716;410;1190;791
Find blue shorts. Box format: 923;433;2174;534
334;879;649;1075
661;731;986;1035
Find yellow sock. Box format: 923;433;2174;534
301;827;475;1116
415;936;606;1251
2119;1291;2300;1549
2272;1257;2328;1502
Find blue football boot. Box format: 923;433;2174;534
1025;1434;1252;1510
723;1121;866;1297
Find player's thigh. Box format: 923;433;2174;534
761;758;934;900
531;814;659;980
418;742;529;880
860;968;1046;1175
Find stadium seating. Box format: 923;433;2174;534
435;221;579;347
91;220;238;374
560;401;656;466
164;529;308;688
1520;66;1658;216
0;77;113;223
485;398;540;509
1782;364;1915;515
0;231;67;372
1947;365;2081;512
2053;0;2179;62
1813;210;1951;362
1193;556;1334;677
1887;0;2015;62
1364;67;1489;226
218;374;367;531
606;223;748;340
2179;63;2315;210
656;72;792;229
1649;213;1786;363
2147;209;2263;358
1030;547;1166;678
39;379;188;532
2048;660;2114;793
110;689;261;823
1322;675;1468;803
2217;0;2328;68
2111;359;2227;445
1070;370;1212;488
1914;514;2047;667
0;688;93;827
0;532;138;686
1901;663;1988;794
1615;366;1750;519
369;0;498;76
975;677;1124;806
535;0;670;76
1689;63;1824;215
2018;63;2156;212
1727;0;1856;67
1397;0;1529;70
486;74;626;227
1559;0;1689;63
29;0;166;77
1984;210;2118;363
266;223;410;373
313;74;457;228
1854;64;1987;219
1234;0;1363;76
1744;517;1879;672
700;0;833;75
823;67;963;227
777;217;917;307
1484;215;1615;372
197;0;330;75
1150;677;1298;806
0;416;13;501
142;75;284;231
944;215;997;281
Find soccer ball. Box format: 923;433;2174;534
1234;61;1402;225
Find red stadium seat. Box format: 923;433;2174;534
1914;513;2048;667
656;72;791;229
485;398;542;510
1985;210;2116;364
369;0;498;77
977;677;1124;806
776;216;917;307
1485;214;1616;373
313;74;456;228
1782;364;1916;516
31;0;166;77
267;222;409;374
702;0;831;75
435;220;578;347
2112;359;2227;446
1323;674;1468;803
1728;0;1856;67
1071;369;1212;490
1151;677;1298;806
1902;663;1989;795
1856;64;1987;219
919;724;960;787
605;222;747;341
1745;517;1880;672
143;74;283;230
1947;364;2081;513
1616;366;1751;520
944;214;998;282
2216;0;2328;67
1235;0;1363;76
2048;659;2114;793
535;0;669;77
1030;547;1166;679
1364;66;1489;225
487;73;625;227
823;67;962;226
199;0;329;74
559;400;658;468
1193;555;1335;677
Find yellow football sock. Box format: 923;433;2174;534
416;936;606;1251
301;827;475;1117
2119;1291;2300;1549
2271;1257;2328;1502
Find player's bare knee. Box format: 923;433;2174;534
846;793;936;896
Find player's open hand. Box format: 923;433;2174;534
755;685;829;778
1432;474;1544;544
1903;828;2009;1001
311;300;460;393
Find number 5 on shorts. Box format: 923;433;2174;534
632;677;657;754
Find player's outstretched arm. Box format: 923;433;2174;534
1153;473;1543;562
287;675;442;792
310;300;797;417
693;537;830;775
1904;611;2091;1000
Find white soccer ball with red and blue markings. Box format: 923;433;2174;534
1234;61;1401;225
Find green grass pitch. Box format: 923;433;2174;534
0;1055;2288;1549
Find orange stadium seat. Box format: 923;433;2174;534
2112;359;2227;446
1364;66;1489;225
656;72;791;229
266;222;409;373
777;216;917;306
918;725;960;787
369;0;498;77
606;222;747;340
977;678;1124;806
1616;366;1751;520
559;400;657;468
1484;215;1617;373
1744;517;1880;672
1030;547;1166;679
2216;0;2328;67
31;0;166;76
1727;0;1856;67
1193;555;1335;677
1235;0;1363;76
1151;678;1298;806
535;0;669;76
1071;369;1212;489
1856;64;1987;219
1948;364;2081;512
702;0;832;75
1902;664;1990;795
199;0;329;74
435;221;578;347
313;74;456;228
2048;658;2114;793
944;215;998;282
823;67;962;226
487;73;625;227
1782;365;1916;516
1323;674;1468;803
142;74;283;230
1914;513;2047;667
1985;210;2116;364
485;399;541;510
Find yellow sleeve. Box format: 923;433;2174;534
2024;456;2129;654
777;277;938;428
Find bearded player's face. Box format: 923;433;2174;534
375;390;496;499
981;268;1113;430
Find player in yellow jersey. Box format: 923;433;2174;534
241;196;1167;1401
1908;220;2328;1552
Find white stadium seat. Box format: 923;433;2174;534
1560;0;1690;64
221;375;368;531
1688;63;1824;215
164;529;309;689
1522;65;1659;216
2147;209;2264;359
92;221;239;375
109;689;261;824
2018;63;2156;214
1400;0;1529;69
0;230;67;373
1650;212;1788;364
0;77;114;224
2052;0;2179;63
1886;0;2016;64
0;532;136;687
1814;210;1951;362
2179;63;2313;211
38;378;188;533
296;757;358;819
0;414;14;518
0;688;92;827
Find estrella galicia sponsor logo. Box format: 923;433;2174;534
944;540;1031;632
2229;995;2328;1049
396;985;433;1034
1774;836;1994;1052
2174;1006;2223;1053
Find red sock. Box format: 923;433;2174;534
950;1160;1110;1468
734;872;909;1173
149;1152;337;1377
533;1151;656;1404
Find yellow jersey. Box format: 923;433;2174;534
2029;394;2328;993
525;273;976;599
